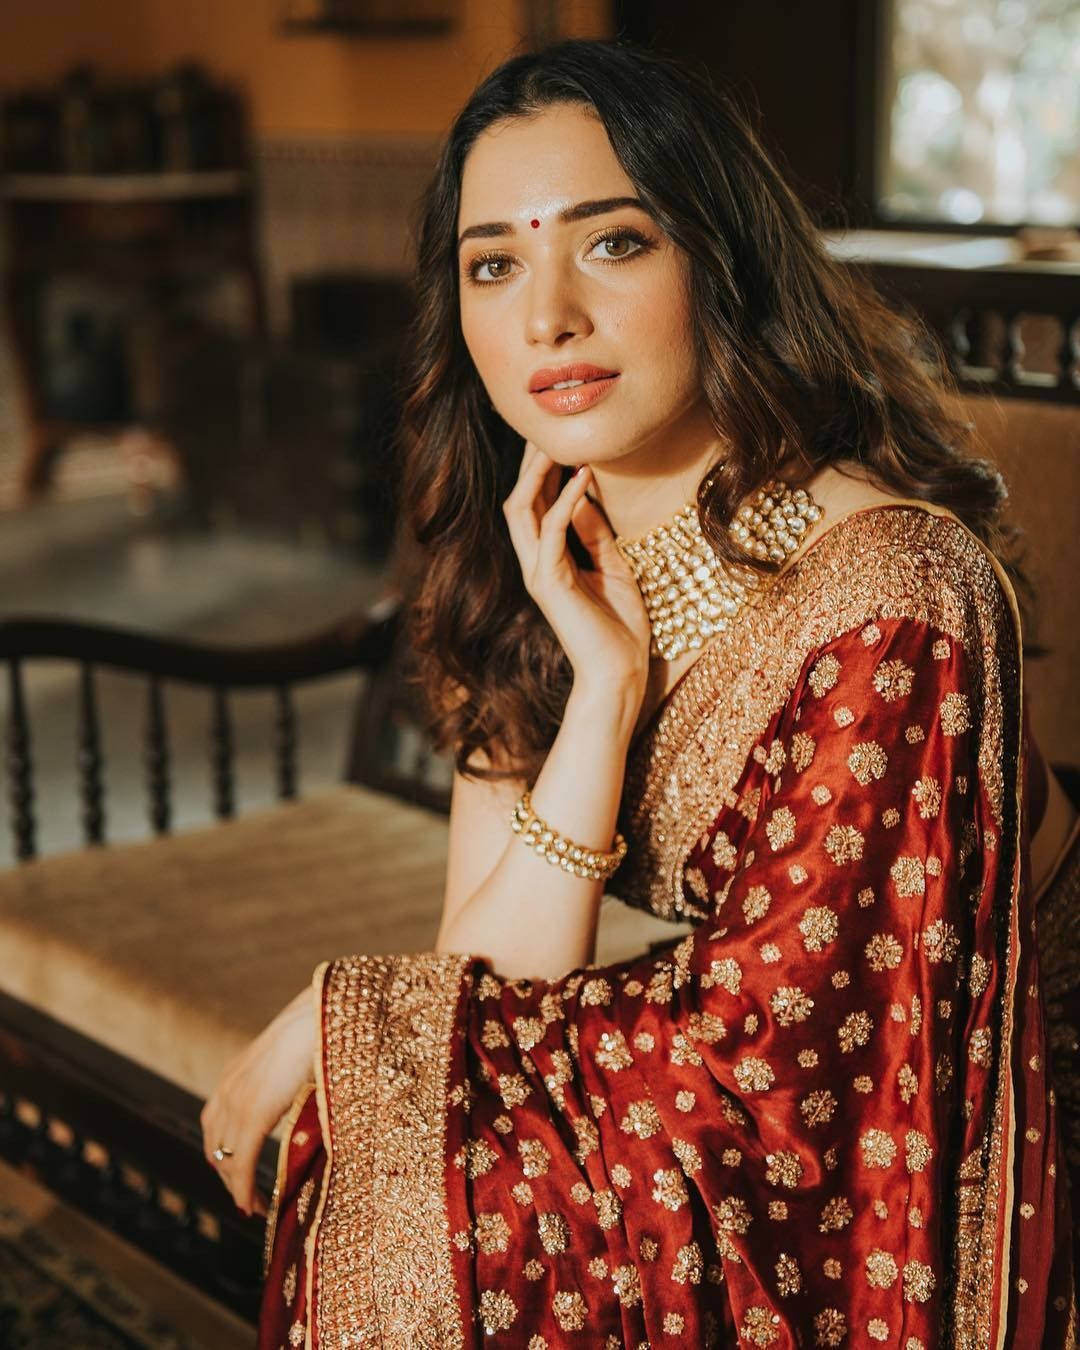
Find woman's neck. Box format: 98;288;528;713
588;435;724;540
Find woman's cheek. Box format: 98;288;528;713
460;329;505;410
459;310;493;372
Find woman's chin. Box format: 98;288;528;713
512;423;629;467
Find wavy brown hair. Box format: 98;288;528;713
394;37;1020;785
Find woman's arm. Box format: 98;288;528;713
434;677;641;981
203;440;649;1214
433;441;651;980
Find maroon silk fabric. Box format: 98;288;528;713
261;1084;323;1343
259;616;1075;1347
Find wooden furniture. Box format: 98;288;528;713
1;170;265;498
829;246;1080;766
0;602;397;1316
0;599;687;1322
848;250;1080;404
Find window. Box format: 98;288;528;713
877;0;1080;226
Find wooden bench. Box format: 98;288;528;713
0;604;690;1321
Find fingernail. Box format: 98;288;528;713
573;465;587;477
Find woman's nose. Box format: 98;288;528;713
524;269;592;347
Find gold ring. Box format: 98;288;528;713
212;1146;235;1162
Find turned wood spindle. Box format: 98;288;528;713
1003;309;1025;388
145;676;172;835
1062;313;1080;392
275;683;298;800
6;657;37;861
211;686;235;819
77;662;106;845
947;309;973;381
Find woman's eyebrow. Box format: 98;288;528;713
457;196;649;248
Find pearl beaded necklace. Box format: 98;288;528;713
614;481;823;661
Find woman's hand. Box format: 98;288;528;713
503;442;652;699
200;984;316;1217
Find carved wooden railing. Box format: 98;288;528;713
0;596;455;1323
0;986;273;1320
855;259;1080;403
0;597;453;863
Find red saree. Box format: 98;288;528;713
258;505;1077;1348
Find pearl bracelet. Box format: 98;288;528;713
510;789;628;882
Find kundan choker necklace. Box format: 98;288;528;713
614;480;823;661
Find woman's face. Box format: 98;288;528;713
457;102;713;475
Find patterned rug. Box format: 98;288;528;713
0;1200;203;1350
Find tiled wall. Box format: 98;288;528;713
255;133;440;335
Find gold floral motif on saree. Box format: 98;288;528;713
298;503;1050;1349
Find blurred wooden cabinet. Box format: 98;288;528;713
2;169;265;496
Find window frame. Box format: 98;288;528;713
855;0;1074;236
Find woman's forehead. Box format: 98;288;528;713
458;107;632;225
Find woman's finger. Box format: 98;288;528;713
518;438;540;474
212;1141;262;1215
536;466;593;574
570;491;629;571
511;439;545;494
504;446;559;550
202;1095;261;1215
538;461;563;515
228;1142;263;1215
200;1100;225;1166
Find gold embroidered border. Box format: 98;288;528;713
311;951;472;1347
1033;817;1080;1198
979;541;1025;1350
304;958;333;1350
619;502;1024;1347
618;504;1015;921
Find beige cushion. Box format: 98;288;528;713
961;395;1080;767
0;785;690;1103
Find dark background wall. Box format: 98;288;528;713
615;0;874;227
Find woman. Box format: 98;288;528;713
202;38;1078;1346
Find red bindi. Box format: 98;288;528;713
530;218;540;228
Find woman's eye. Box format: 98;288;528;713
590;232;642;260
471;256;514;283
464;228;650;286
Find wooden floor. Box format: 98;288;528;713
0;1158;255;1348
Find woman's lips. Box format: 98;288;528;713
530;374;620;414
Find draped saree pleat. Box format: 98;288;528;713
258;505;1077;1348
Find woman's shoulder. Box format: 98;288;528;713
796;462;904;531
794;464;970;557
773;465;1017;669
794;466;1008;602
